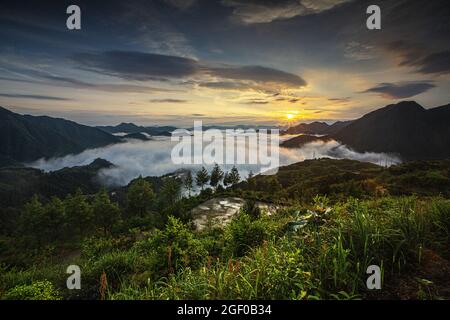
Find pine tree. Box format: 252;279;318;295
183;171;193;197
228;166;241;186
195;166;210;191
127;176;154;217
20;195;45;247
65;189;92;238
93;189;121;235
223;172;229;187
209;163;224;191
247;170;256;189
43;197;65;243
160;178;181;208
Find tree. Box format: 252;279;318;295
223;172;230;187
147;216;207;274
92;189;121;235
65;189;93;238
183;171;193;197
127;176;154;217
160;178;181;208
195;166;210;191
42;197;65;243
227;166;241;186
247;170;256;189
20;195;46;247
209;163;224;191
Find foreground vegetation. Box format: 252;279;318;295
0;159;449;300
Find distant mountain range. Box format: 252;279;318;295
0;158;113;207
97;122;175;136
283;101;450;160
0;108;178;166
1;101;449;167
0;107;120;164
282;120;353;135
334;101;450;160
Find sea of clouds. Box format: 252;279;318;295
29;135;401;186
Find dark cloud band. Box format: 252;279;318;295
362;82;435;99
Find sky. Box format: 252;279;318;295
0;0;449;126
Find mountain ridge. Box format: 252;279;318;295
282;101;450;160
0;106;121;164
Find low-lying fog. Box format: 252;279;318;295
29;135;401;186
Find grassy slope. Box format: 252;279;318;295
0;159;449;300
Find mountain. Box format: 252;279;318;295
282;120;352;135
333;101;450;160
282;101;450;161
239;158;450;202
0;107;121;164
97;122;175;136
281;134;332;148
282;121;330;135
324;120;353;135
122;132;151;141
0;158;114;208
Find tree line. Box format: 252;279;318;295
183;164;243;195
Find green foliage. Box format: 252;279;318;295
65;189;93;238
183;171;194;197
3;159;450;300
195;167;210;191
227;166;240;186
242;199;261;220
159;178;181;208
92;189;121;235
127;177;154;217
224;213;270;257
19;195;65;247
4;280;61;300
137;216;207;275
209;164;224;190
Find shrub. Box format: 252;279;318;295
224;213;270;257
242;199;261;220
136;216;207;275
4;280;61;300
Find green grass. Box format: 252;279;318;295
1;188;449;299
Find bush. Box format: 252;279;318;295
224;213;270;257
4;280;61;300
136;216;207;275
242;199;261;220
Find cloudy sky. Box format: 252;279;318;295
0;0;449;126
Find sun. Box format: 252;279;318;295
286;113;294;120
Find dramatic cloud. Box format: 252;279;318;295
404;51;450;75
362;82;435;99
72;50;307;92
240;99;269;105
209;65;307;87
344;41;375;61
387;41;450;75
0;66;173;93
149;98;188;103
198;81;254;91
72;51;200;80
222;0;352;24
0;93;71;101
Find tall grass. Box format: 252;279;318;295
3;196;449;300
107;196;450;300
